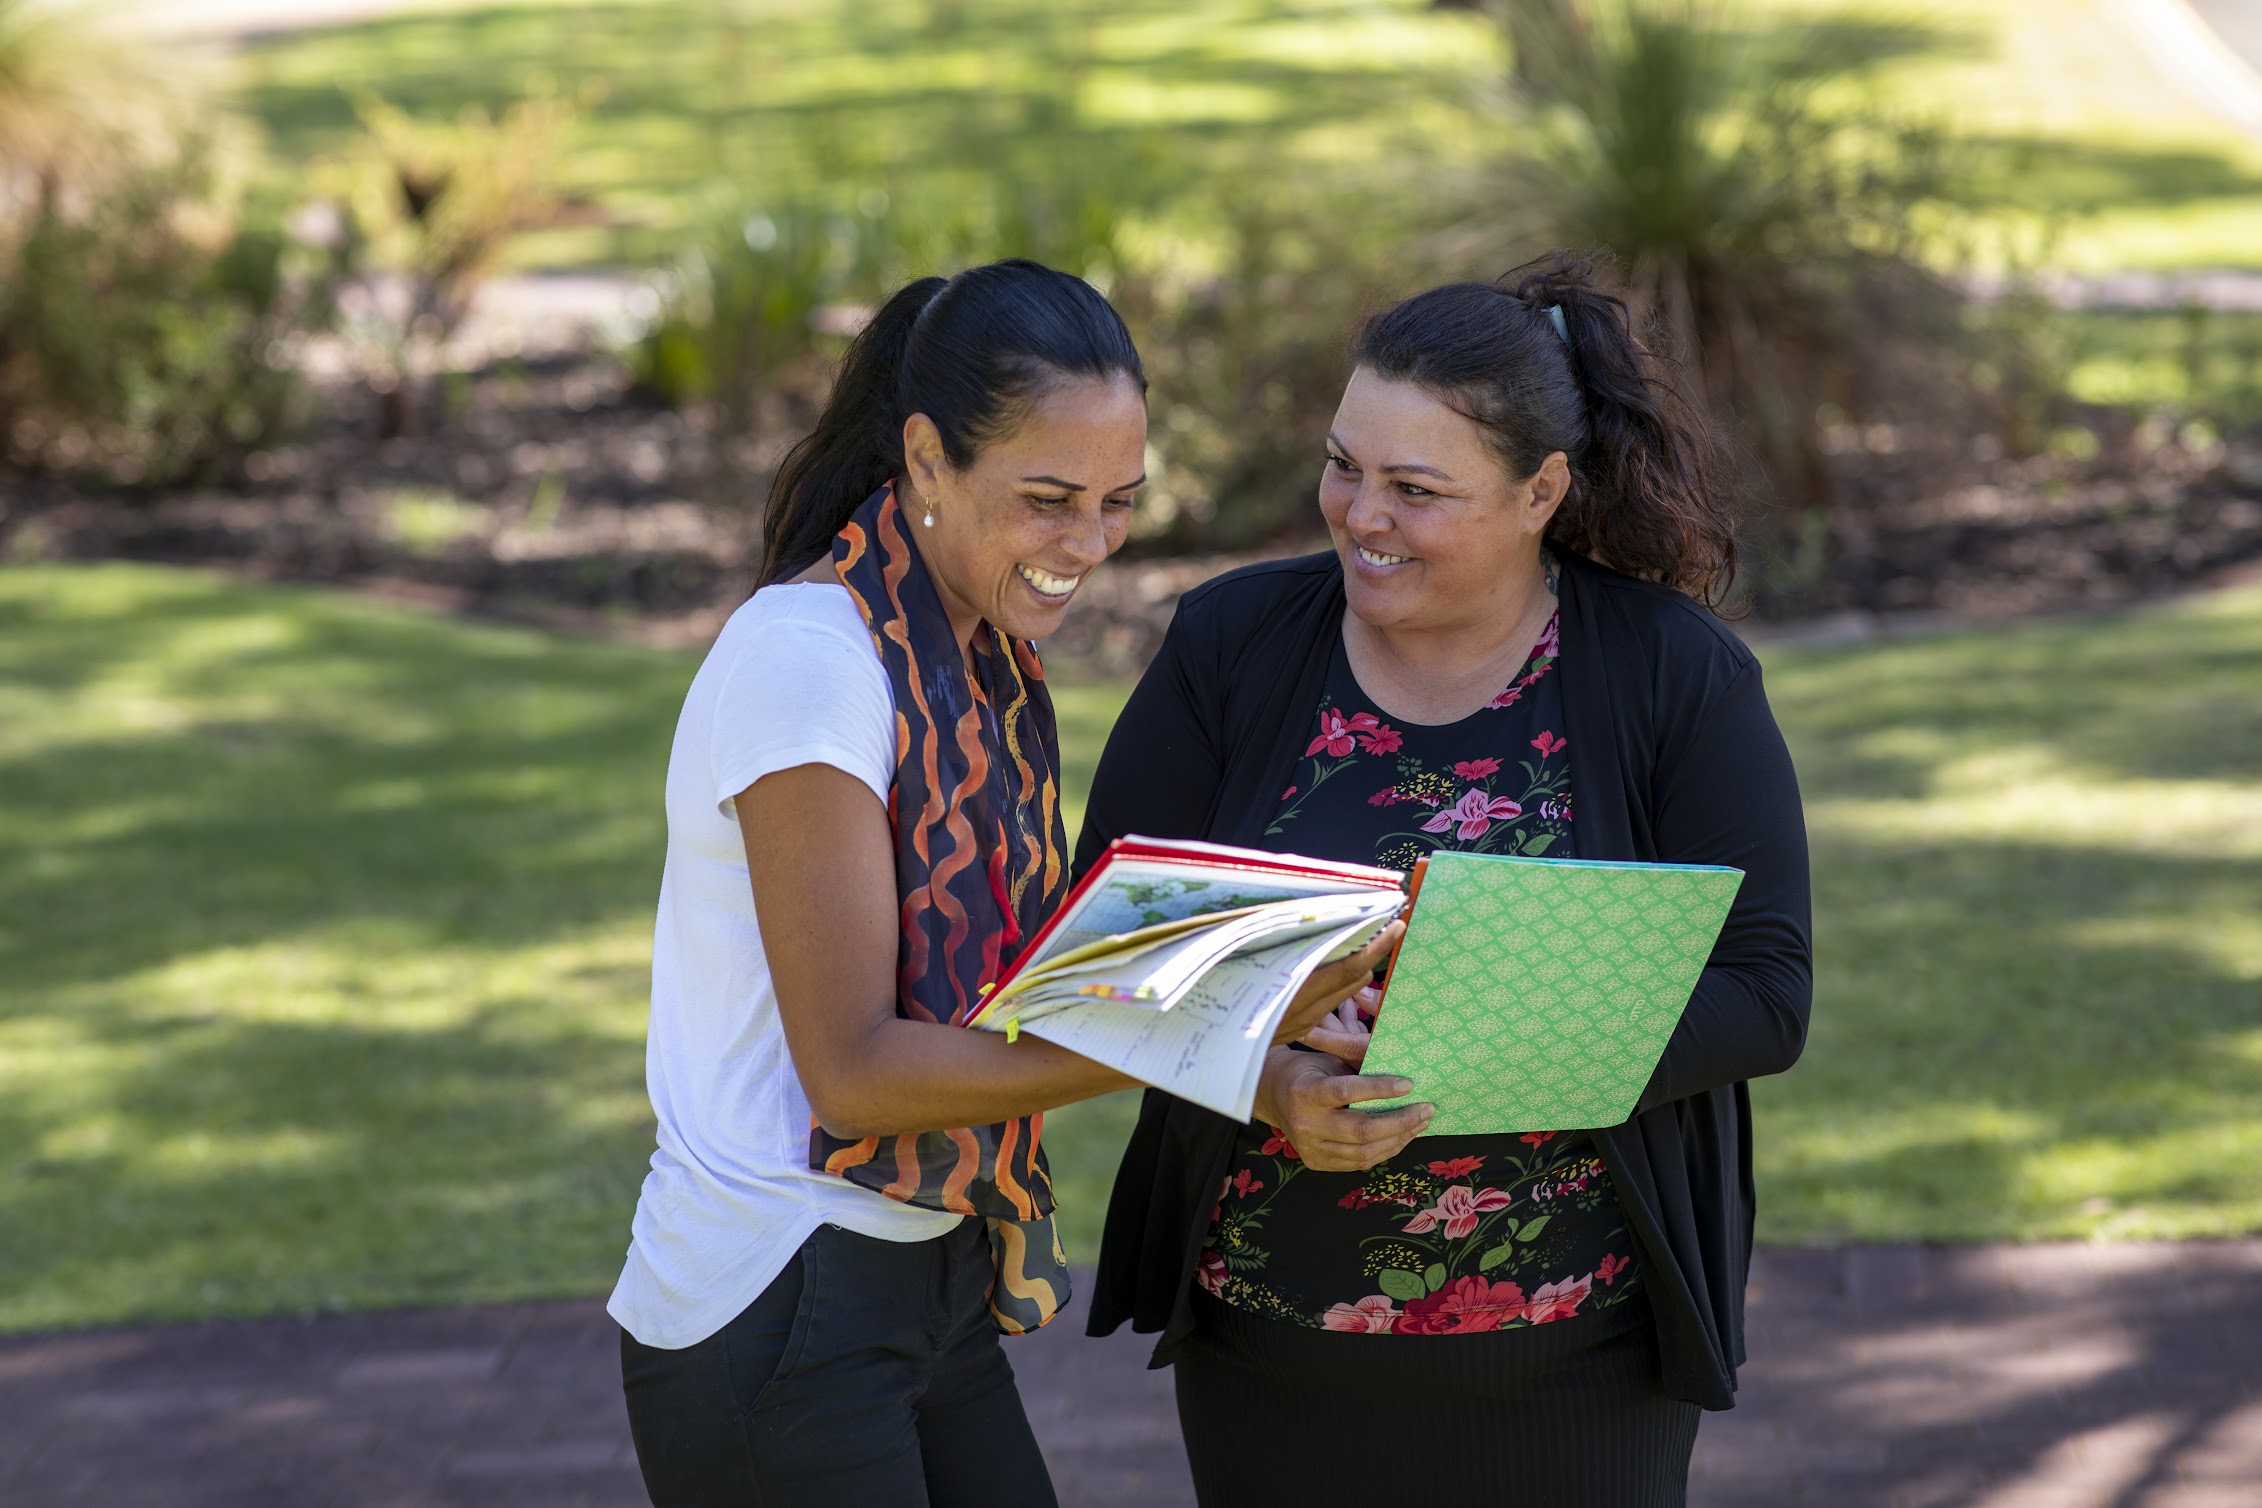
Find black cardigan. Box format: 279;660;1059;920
1073;550;1812;1410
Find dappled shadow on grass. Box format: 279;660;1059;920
0;1008;653;1330
1756;829;2260;1242
0;565;687;1327
1762;588;2262;802
233;0;1485;260
0;564;690;995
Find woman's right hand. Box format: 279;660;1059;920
1270;920;1403;1047
1250;1045;1432;1173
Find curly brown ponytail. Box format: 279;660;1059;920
1351;253;1739;608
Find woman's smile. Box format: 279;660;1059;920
1355;544;1413;568
1016;562;1083;601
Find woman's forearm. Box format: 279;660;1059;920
803;1018;1137;1138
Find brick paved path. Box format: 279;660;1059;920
3;1243;2256;1507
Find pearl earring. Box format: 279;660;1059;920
923;510;935;528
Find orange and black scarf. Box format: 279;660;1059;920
814;484;1071;1334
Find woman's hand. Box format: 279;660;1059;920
1270;921;1403;1047
1250;1045;1432;1172
1299;984;1379;1067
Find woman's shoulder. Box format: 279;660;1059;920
700;584;888;710
1560;552;1755;675
1169;550;1342;636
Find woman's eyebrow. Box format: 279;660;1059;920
1326;434;1455;482
1020;473;1148;493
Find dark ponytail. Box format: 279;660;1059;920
758;259;1145;586
1351;253;1738;609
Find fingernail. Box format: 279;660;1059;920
1390;1079;1412;1095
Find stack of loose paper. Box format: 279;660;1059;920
1357;852;1744;1135
970;838;1405;1121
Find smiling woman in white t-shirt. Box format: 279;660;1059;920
608;260;1401;1508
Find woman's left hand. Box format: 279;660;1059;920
1299;984;1379;1068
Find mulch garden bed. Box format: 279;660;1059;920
5;352;2260;674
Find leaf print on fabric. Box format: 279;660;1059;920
1320;1295;1404;1333
1420;788;1523;841
1396;1276;1529;1335
1402;1184;1513;1240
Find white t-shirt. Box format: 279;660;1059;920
608;582;961;1351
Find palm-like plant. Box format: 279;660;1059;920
1466;0;1969;599
0;0;193;210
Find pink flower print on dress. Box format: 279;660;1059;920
1596;1252;1632;1287
1367;786;1401;807
1320;1295;1404;1333
1520;1130;1558;1149
1196;1251;1229;1297
1395;1276;1529;1335
1280;786;1297;802
1402;1184;1513;1240
1530;729;1567;759
1229;1168;1264;1199
1451;757;1502;780
1526;1273;1593;1324
1421;788;1523;841
1486;685;1526;711
1306;707;1385;758
1426;1155;1485;1179
1534;614;1560;658
1259;1128;1298;1159
1358;723;1403;755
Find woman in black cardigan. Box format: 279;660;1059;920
1076;257;1812;1505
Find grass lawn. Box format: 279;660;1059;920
2;562;2258;1331
226;0;2262;274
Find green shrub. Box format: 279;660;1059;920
0;152;343;489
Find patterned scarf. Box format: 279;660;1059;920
814;483;1072;1334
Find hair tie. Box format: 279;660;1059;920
1544;304;1569;345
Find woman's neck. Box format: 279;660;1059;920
1343;553;1559;726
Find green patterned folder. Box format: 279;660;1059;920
1357;852;1743;1136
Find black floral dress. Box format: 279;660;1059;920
1199;610;1645;1335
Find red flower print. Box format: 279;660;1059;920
1320;1295;1403;1333
1366;786;1401;807
1356;724;1403;755
1527;1273;1593;1324
1196;1251;1228;1297
1596;1252;1632;1287
1280;785;1298;801
1421;788;1523;841
1530;730;1567;759
1534;615;1560;658
1486;685;1525;711
1337;1189;1373;1210
1305;708;1385;758
1451;757;1502;780
1396;1276;1529;1335
1260;1128;1299;1159
1229;1168;1264;1198
1520;1131;1558;1149
1426;1155;1485;1178
1402;1184;1514;1240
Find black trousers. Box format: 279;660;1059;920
620;1219;1058;1508
1175;1289;1700;1507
